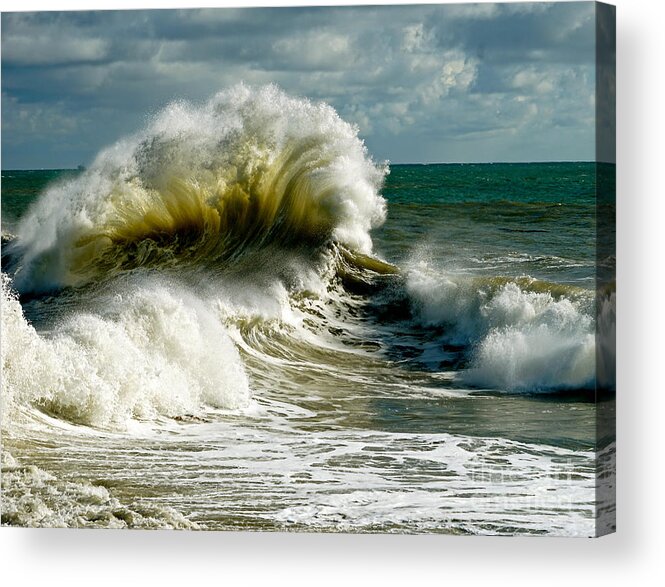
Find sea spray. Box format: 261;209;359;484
10;84;387;293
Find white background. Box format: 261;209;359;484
1;0;662;585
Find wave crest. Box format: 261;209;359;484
10;84;387;292
405;264;597;392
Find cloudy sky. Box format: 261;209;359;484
1;2;599;168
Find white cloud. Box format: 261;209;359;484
2;93;82;140
3;36;108;66
272;31;353;70
440;53;478;94
402;23;432;53
512;69;556;95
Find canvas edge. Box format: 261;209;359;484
594;0;616;538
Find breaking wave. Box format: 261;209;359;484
8;84;386;293
1;273;250;429
405;263;599;392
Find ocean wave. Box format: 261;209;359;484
405;262;599;392
1;274;250;430
1;84;608;427
8;84;386;293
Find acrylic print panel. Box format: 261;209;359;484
0;2;615;536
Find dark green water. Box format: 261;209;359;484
1;169;79;233
376;162;598;287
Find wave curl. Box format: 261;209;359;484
10;84;387;292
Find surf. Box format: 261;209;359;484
403;262;601;392
7;84;387;293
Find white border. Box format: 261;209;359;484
2;1;663;585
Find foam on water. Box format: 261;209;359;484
406;261;597;391
3;412;601;535
1;450;198;529
1;274;250;430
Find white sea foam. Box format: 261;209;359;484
1;274;250;429
49;420;595;536
406;262;597;391
1;450;198;529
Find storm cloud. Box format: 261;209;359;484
1;3;598;168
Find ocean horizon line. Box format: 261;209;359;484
1;160;608;172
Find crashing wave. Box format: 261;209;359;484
9;84;387;293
